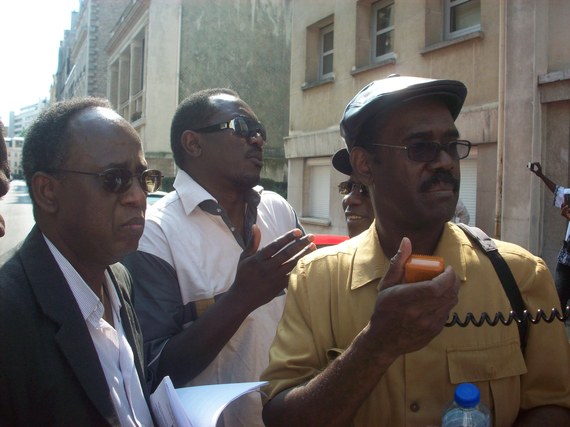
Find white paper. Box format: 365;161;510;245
151;376;268;427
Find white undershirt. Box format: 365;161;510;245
45;236;153;426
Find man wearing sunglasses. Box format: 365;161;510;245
262;75;570;426
0;98;158;425
123;88;313;427
332;148;374;238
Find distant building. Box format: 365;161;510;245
54;0;131;101
4;137;24;179
7;99;48;138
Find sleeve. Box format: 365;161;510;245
553;185;565;208
264;190;305;235
260;258;328;401
122;250;190;391
512;251;570;410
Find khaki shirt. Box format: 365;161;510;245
262;222;570;427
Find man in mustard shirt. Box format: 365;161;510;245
261;75;570;427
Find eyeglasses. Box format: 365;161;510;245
338;181;369;197
47;168;163;194
192;116;267;141
366;140;471;163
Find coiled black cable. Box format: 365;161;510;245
445;306;570;328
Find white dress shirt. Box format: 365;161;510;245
45;236;153;426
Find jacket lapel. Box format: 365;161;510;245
107;264;150;401
21;227;119;425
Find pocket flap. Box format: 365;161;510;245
447;339;527;383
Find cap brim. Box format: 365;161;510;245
332;148;352;175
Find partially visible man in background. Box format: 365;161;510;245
0;121;10;238
332;147;374;238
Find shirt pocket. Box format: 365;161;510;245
447;338;527;427
447;338;527;383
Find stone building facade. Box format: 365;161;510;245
286;0;570;271
54;0;131;101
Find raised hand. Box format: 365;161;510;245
229;225;315;311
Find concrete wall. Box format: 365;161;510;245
144;0;181;157
178;0;292;183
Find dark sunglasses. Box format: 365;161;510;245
192;116;267;141
47;168;163;194
366;140;471;163
338;181;369;197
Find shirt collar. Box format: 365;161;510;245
350;222;468;291
43;235;121;326
173;168;262;216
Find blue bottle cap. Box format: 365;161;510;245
454;383;480;408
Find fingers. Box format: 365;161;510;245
278;240;317;274
378;237;412;291
258;228;307;259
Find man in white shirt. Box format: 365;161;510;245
0;98;160;426
123;88;314;427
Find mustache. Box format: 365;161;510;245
420;171;460;192
246;146;263;157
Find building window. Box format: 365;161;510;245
371;0;394;62
305;158;331;219
445;0;481;39
303;15;334;88
319;24;334;79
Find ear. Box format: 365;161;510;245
350;147;375;186
31;172;59;214
181;130;202;158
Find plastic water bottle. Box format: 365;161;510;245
442;383;491;427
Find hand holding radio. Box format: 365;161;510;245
368;238;459;357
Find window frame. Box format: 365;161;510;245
304;157;331;220
319;24;334;80
444;0;481;40
371;0;395;63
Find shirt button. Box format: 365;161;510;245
410;401;420;412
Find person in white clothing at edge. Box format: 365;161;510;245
122;88;314;427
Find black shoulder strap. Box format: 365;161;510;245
456;223;527;351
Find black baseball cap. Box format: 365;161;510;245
339;75;467;149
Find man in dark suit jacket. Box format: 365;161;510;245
0;98;163;426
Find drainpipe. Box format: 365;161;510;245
495;0;506;239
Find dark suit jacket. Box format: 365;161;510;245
0;226;150;426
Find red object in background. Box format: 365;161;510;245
313;234;349;248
